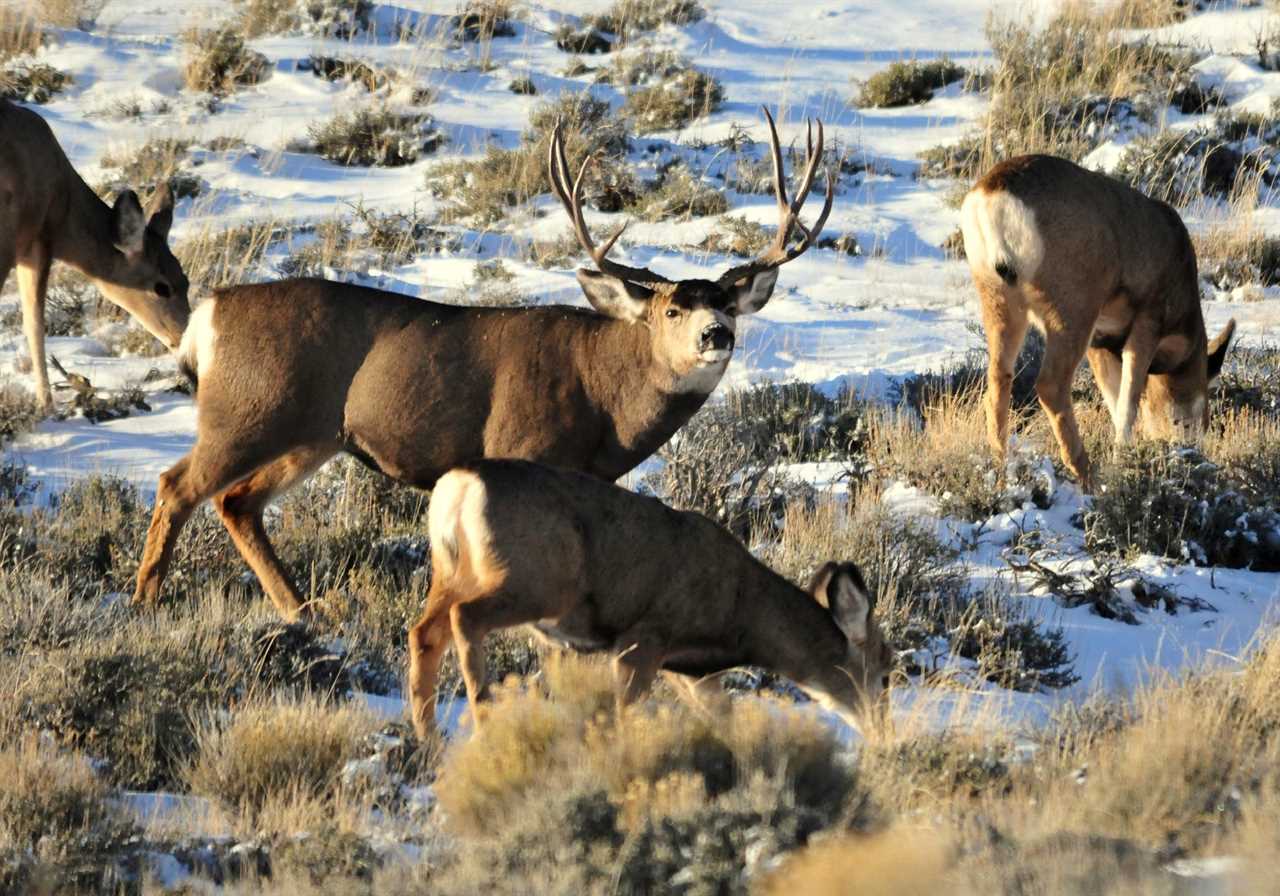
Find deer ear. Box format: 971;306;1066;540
1207;318;1236;381
112;190;147;255
723;267;780;316
147;182;175;242
577;269;653;323
811;562;873;645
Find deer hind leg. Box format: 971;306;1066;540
134;442;296;609
449;590;533;733
978;281;1029;462
15;245;53;413
408;583;459;741
1036;321;1094;491
213;443;338;621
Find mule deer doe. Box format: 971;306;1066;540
134;108;833;620
961;154;1235;490
408;459;892;740
0;99;190;411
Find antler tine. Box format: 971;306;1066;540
717;109;835;286
547;120;667;285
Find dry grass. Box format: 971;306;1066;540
186;696;378;821
175;218;286;291
0;5;43;63
0;61;71;103
621;65;724;133
586;0;705;46
98;137;201;202
921;1;1199;184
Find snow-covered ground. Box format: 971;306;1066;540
4;0;1280;740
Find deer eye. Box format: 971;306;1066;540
154;282;172;299
664;308;680;319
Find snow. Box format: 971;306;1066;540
2;0;1280;747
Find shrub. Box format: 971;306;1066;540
186;697;377;819
555;25;612;55
306;55;396;92
698;214;771;257
1112;129;1261;206
587;0;705;45
0;381;40;443
236;0;373;39
857;58;965;108
1086;435;1280;570
508;75;537;94
426;92;632;225
0;62;71;103
307;106;442;167
597;47;687;86
629;161;727;221
451;0;517;41
182;26;270;95
98;137;202;201
622;66;724;133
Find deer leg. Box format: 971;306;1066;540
1115;318;1159;445
1036;324;1094;491
213;444;338;621
666;671;729;719
408;585;458;741
613;635;664;710
449;590;532;733
134;443;292;609
1086;346;1123;431
978;283;1029;462
15;245;53;413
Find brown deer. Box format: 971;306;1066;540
0;99;190;411
408;459;893;741
134;108;833;620
961;154;1235;490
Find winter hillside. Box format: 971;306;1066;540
2;0;1280;892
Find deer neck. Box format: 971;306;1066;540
583;318;712;467
738;560;847;683
48;168;122;284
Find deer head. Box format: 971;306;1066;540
549;108;833;393
98;183;190;349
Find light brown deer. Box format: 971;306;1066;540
0;99;190;411
961;154;1235;490
408;459;892;741
134;108;833;620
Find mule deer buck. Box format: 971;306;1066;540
134;108;833;620
961;154;1235;490
408;459;892;740
0;99;190;411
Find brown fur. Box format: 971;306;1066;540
962;154;1235;489
0;100;189;410
408;459;893;740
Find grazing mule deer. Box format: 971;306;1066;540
961;154;1235;489
134;109;833;620
408;459;892;740
0;100;190;411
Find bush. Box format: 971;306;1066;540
182;26;270;95
857;58;965;108
307;106;442;167
452;0;517;41
186;697;377;819
622;66;724;133
0;381;40;443
306;55;397;92
698;214;771;257
0;62;71;103
98;137;202;202
426;92;632;225
587;0;705;45
1112;129;1261;206
629;162;727;221
236;0;372;39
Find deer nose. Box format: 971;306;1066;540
700;323;734;352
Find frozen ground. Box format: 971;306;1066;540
3;0;1280;740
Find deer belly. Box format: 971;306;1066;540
531;620;612;652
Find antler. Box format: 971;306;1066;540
718;107;835;287
547;122;670;285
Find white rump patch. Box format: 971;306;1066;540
960;189;1045;284
177;300;217;380
427;469;487;581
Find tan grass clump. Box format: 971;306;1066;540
182;26;270;96
186;697;378;820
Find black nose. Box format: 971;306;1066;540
700;323;734;352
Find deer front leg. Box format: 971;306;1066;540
1115;317;1159;445
1036;324;1093;491
613;635;664;712
15;247;53;413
